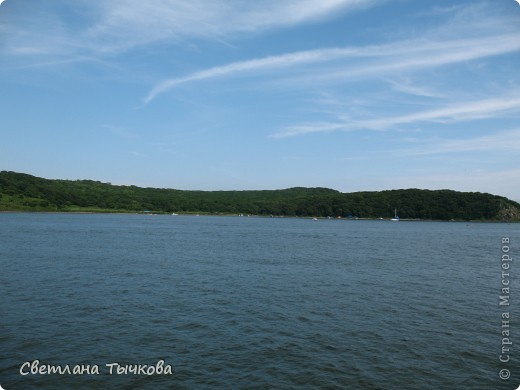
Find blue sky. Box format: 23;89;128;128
1;0;519;200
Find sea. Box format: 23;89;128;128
0;213;518;389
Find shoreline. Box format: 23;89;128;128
0;210;516;223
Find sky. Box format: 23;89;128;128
1;0;519;200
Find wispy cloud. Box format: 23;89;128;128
383;78;442;99
402;129;520;156
144;31;520;103
2;0;377;58
272;96;520;138
84;0;378;51
143;47;359;103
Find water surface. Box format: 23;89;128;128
0;213;518;389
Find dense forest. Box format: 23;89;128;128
0;171;519;221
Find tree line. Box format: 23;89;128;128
0;171;518;221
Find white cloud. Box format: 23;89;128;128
139;1;520;103
272;97;520;138
402;129;520;156
2;0;378;57
384;78;442;98
144;31;520;103
85;0;375;49
143;47;360;103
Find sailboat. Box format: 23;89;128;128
391;208;399;221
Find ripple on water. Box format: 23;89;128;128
0;215;515;389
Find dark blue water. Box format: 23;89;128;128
0;213;518;389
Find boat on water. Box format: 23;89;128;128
391;208;399;221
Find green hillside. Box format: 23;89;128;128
0;171;518;221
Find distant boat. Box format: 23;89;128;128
391;208;399;221
171;213;179;216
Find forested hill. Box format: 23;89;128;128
0;171;519;221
